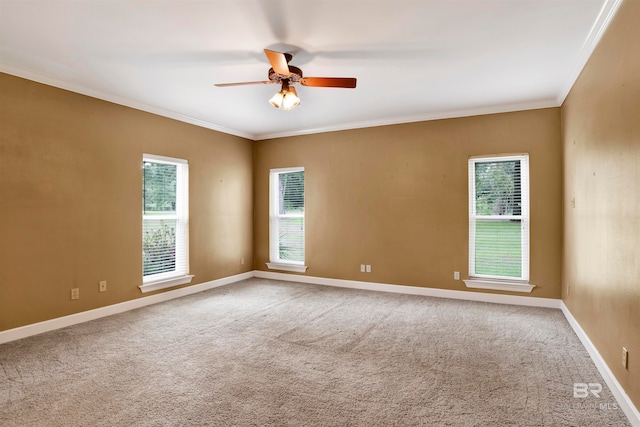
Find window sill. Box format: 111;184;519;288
463;278;535;293
266;262;308;273
139;274;194;294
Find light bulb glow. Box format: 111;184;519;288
269;84;300;110
281;87;300;110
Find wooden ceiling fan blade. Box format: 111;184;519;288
214;81;276;87
300;77;357;88
264;49;291;77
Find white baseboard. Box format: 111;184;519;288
0;271;253;345
1;271;558;346
0;270;560;346
561;302;640;427
254;271;561;309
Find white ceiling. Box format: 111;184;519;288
0;0;622;140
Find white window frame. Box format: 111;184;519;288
267;167;308;273
464;154;534;293
139;154;193;293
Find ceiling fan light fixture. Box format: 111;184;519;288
269;81;300;110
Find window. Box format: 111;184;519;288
467;155;532;292
140;154;192;293
267;167;307;272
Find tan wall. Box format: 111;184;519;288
561;0;640;408
0;73;254;331
254;108;563;298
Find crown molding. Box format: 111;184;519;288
556;0;624;105
0;63;257;141
254;99;559;140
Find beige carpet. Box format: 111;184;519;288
0;278;631;426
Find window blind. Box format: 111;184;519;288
469;155;529;281
269;168;305;264
142;155;189;282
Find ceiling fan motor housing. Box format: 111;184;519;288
269;66;303;83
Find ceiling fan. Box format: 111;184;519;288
215;49;357;110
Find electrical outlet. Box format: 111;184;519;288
241;257;245;265
366;265;371;273
99;281;107;292
571;197;576;208
622;347;628;369
567;284;570;296
71;288;79;300
360;264;365;273
454;271;460;280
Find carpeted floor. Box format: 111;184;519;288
0;278;631;426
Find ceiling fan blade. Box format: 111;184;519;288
299;77;357;88
214;81;276;87
264;49;291;77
